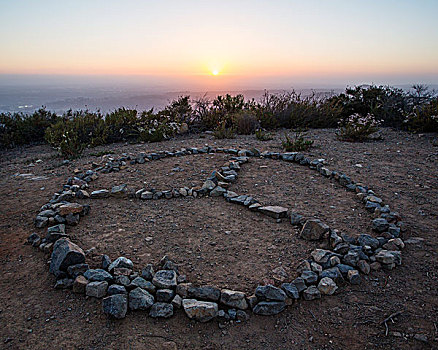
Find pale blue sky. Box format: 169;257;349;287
0;0;437;87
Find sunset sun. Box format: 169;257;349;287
212;70;219;76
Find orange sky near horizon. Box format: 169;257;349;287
1;0;437;86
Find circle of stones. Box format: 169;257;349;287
28;146;405;322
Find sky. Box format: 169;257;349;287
1;0;438;89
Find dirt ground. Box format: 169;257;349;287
0;128;437;349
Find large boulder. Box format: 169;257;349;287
182;299;218;322
300;219;329;241
49;239;85;277
102;294;127;319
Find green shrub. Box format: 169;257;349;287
161;96;192;125
255;129;273;141
44;110;107;158
337;113;380;142
232;111;259;134
0;108;60;148
137;110;180;142
403;97;438;132
328;85;408;128
200;94;247;130
105;108;139;142
213;123;235;139
251;91;342;130
281;130;314;151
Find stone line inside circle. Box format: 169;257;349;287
27;146;405;321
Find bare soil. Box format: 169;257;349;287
0;128;437;349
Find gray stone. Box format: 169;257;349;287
375;250;402;265
156;289;175;302
303;286;321;300
292;277;307;293
365;201;381;212
72;275;88;293
65;213;80;226
329;256;341;266
67;263;89;278
141;264;155;280
347;270;361;284
90;189;110;198
107;284;127;296
115;275;131;287
301;270;318;285
372;218;390;233
129;276;149;289
49;238;85;277
46;224;67;243
220;289;248;310
188;285;221;301
329;231;343;248
38;209;56;217
152;270;177;289
311;249;333;264
252;301;286;315
236;310;249;322
149;302;174;318
357;234;380;250
111;184;127;196
343;250;360;267
201;180;216;191
84;269;113;282
321;267;344;284
102;255;111;270
86;281;108;298
357;260;370;274
333;242;350;255
129;287;154;310
209;186;227;197
57;203;84;216
255;285;286;301
290;212;305;226
27;233;41;247
35;216;49;228
54;278;74;289
388;225;401;237
182;299;218;322
102;294;127;319
108;257;133;272
171;294;182;309
258;206;288;219
140;191;153;200
176;283;192;298
317;277;338;295
281;283;299;299
300;219;329;241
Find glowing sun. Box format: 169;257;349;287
212;70;219;76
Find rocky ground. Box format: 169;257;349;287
0;128;437;349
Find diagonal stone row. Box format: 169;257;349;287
27;145;406;321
